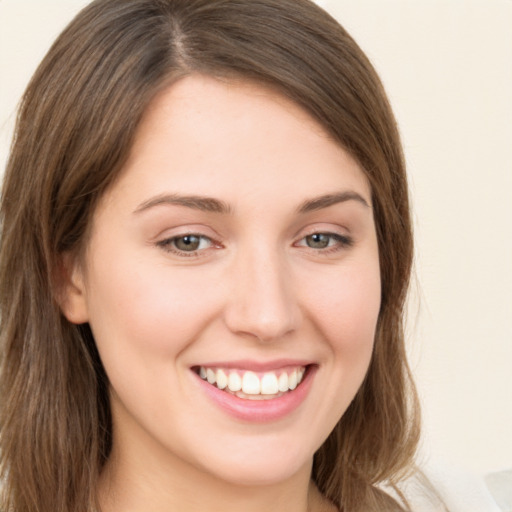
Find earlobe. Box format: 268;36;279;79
56;253;89;324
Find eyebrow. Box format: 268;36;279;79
133;190;369;215
133;194;232;215
296;191;370;213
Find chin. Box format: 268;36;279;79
206;459;310;487
190;434;316;487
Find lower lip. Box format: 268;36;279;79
193;367;316;423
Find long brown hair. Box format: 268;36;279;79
0;1;419;511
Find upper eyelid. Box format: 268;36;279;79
295;232;352;246
155;227;350;242
153;222;352;245
158;233;216;246
156;234;219;258
156;233;350;259
152;224;220;242
294;223;350;239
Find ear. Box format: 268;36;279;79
55;252;90;324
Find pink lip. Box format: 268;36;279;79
194;359;313;372
192;364;317;423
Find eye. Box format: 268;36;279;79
305;233;334;249
157;234;214;255
296;232;353;252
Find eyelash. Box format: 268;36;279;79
156;234;217;257
294;232;353;254
156;231;353;258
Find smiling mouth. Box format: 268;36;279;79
194;366;308;401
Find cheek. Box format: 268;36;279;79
290;258;380;445
83;255;227;429
305;261;381;352
84;252;223;361
299;257;381;414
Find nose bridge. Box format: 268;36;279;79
224;240;300;342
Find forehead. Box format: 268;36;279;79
106;74;371;212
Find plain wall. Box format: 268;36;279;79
1;0;511;479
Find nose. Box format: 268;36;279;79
223;245;301;342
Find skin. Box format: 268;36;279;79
62;75;381;512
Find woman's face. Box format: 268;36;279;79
63;75;381;486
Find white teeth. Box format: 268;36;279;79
216;369;228;390
228;372;242;392
278;372;289;392
242;371;261;395
288;370;298;390
261;372;279;395
198;366;307;396
206;368;216;384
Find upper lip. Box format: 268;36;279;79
192;359;315;372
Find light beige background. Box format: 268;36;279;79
1;0;511;480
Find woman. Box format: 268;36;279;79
0;0;420;511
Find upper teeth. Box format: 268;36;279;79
198;367;306;395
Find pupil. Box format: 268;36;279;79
176;235;200;251
307;233;329;248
